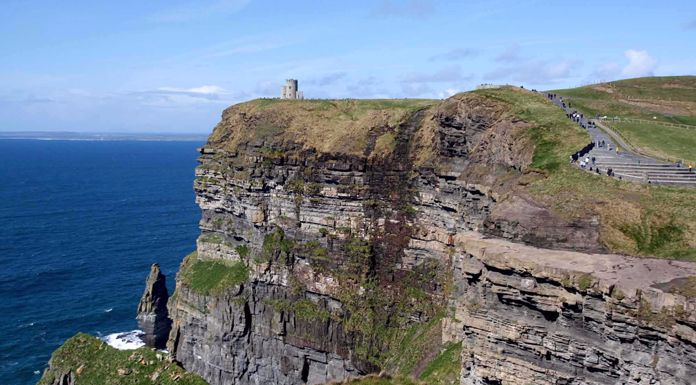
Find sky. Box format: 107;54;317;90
1;0;695;133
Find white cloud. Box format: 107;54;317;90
621;49;657;77
131;85;243;107
154;85;230;98
438;88;458;98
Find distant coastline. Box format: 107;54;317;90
0;131;207;142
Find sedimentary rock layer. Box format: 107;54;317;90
165;93;696;385
136;263;172;349
445;233;696;385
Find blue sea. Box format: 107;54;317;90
0;139;203;385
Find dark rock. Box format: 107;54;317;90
136;264;171;349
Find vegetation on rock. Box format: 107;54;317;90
179;251;249;295
471;87;696;259
38;333;208;385
208;98;437;156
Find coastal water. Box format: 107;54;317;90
0;139;203;385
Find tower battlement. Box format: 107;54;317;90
280;79;304;99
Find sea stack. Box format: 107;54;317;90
136;263;171;349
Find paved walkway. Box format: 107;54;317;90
543;93;696;187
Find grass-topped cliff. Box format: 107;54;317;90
38;334;208;385
38;78;696;385
551;76;696;163
206;86;696;260
474;87;696;260
208;98;437;157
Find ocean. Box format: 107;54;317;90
0;139;203;385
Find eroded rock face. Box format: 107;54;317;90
445;233;696;385
136;263;171;349
164;94;696;385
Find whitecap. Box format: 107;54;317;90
18;321;35;329
101;330;145;350
104;308;113;313
33;370;40;375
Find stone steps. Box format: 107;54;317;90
548;92;695;188
608;170;696;178
600;167;694;174
649;180;696;186
595;164;688;172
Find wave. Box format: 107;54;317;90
101;330;145;350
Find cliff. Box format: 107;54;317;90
136;263;172;349
39;87;696;385
166;88;696;384
37;333;207;385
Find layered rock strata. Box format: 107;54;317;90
164;94;696;385
136;263;172;349
444;232;696;385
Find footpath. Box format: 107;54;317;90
544;93;696;187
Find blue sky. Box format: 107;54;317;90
1;0;695;133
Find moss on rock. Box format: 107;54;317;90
38;333;208;385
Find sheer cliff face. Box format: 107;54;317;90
166;93;696;385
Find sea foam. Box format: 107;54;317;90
101;330;145;350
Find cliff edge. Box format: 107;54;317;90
39;85;696;385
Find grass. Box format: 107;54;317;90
324;340;461;385
373;132;397;158
328;375;417;385
208;98;437;156
264;298;331;321
179;252;249;295
611;121;696;164
38;333;208;385
472;86;696;260
551;76;696;163
418;342;462;385
205;81;696;260
474;86;589;171
384;315;444;377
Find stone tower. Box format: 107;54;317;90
280;79;304;99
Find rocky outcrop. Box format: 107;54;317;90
137;263;171;349
45;372;73;385
163;92;696;385
445;232;696;385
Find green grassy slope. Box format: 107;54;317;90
179;251;249;295
38;334;209;385
474;87;696;260
551;76;696;163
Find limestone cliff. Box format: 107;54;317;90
165;90;696;385
137;263;172;349
38;88;696;385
